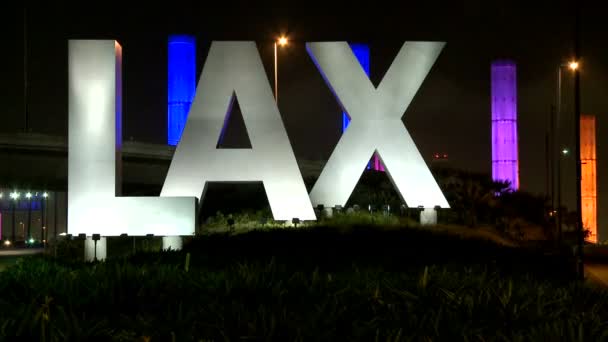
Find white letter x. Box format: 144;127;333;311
306;41;449;209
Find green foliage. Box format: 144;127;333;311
320;211;410;229
346;170;402;210
202;209;413;235
0;253;606;341
0;226;603;341
203;209;280;233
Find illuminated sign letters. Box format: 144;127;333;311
307;42;449;208
160;42;316;221
68;40;197;237
68;40;448;236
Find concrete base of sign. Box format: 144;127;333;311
162;236;183;251
84;237;107;261
420;208;437;226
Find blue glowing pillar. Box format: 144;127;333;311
168;35;196;146
342;43;382;171
342;43;370;132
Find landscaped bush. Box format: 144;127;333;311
1;226;600;340
0;253;606;341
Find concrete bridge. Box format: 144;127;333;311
0;132;325;241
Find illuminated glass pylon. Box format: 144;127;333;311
342;43;383;171
168;35;196;146
580;115;597;243
491;60;519;190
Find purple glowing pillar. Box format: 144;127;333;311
491;60;519;190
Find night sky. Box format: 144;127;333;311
1;3;607;236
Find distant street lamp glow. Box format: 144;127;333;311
274;36;289;104
562;148;570;155
10;192;20;200
3;240;10;246
25;192;32;199
569;61;579;71
42;192;48;198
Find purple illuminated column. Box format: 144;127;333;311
491;60;519;190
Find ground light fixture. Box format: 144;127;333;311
92;234;101;262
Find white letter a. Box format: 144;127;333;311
161;42;315;221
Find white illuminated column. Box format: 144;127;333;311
68;40;197;259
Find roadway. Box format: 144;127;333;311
0;248;44;271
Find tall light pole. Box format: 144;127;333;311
23;7;29;133
25;192;32;241
42;192;48;244
555;61;579;244
10;192;19;243
573;6;584;280
274;36;288;104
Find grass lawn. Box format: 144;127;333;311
0;256;20;272
0;225;606;341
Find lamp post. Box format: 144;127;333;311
573;9;584;280
41;192;48;244
274;36;288;105
53;191;58;238
0;192;3;241
25;192;32;241
10;191;19;243
555;61;579;245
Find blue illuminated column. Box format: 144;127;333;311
168;35;196;146
342;43;383;171
342;43;384;171
342;43;370;131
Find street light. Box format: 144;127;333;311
554;60;579;244
41;192;48;244
10;191;19;243
25;192;32;240
274;36;288;105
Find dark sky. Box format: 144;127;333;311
1;3;607;235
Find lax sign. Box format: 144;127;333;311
68;40;449;236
